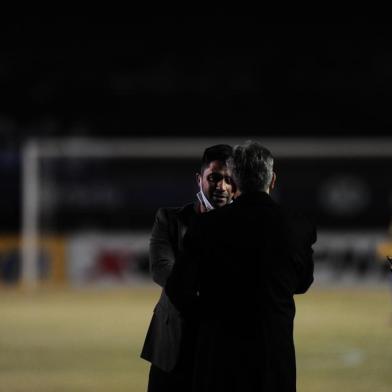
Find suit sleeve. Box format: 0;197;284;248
165;220;201;318
292;222;317;294
149;208;176;287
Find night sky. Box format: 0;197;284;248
1;19;392;140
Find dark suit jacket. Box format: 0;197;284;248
140;203;198;372
165;192;316;392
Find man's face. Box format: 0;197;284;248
197;160;235;208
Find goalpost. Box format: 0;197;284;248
21;137;392;288
20;137;249;288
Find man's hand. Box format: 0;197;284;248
387;256;392;271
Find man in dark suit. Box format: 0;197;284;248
141;144;236;392
165;140;316;392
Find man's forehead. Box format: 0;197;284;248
203;160;231;174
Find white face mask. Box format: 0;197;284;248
196;179;214;211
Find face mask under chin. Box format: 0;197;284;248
196;186;215;211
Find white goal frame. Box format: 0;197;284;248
21;136;392;288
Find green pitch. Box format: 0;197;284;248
0;285;391;392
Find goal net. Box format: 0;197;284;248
20;137;392;288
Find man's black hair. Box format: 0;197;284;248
200;144;233;173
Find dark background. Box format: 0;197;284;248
1;19;392;141
1;19;391;232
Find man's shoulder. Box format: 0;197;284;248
197;203;234;224
156;203;196;220
278;206;317;243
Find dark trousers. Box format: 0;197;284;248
147;364;193;392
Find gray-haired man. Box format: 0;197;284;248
166;140;316;392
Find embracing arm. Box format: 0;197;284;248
293;223;317;294
149;208;176;287
165;222;201;317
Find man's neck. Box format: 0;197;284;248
196;201;208;214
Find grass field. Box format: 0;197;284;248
0;285;391;392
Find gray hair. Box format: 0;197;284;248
228;140;274;193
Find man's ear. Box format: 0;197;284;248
196;173;201;187
269;172;277;193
